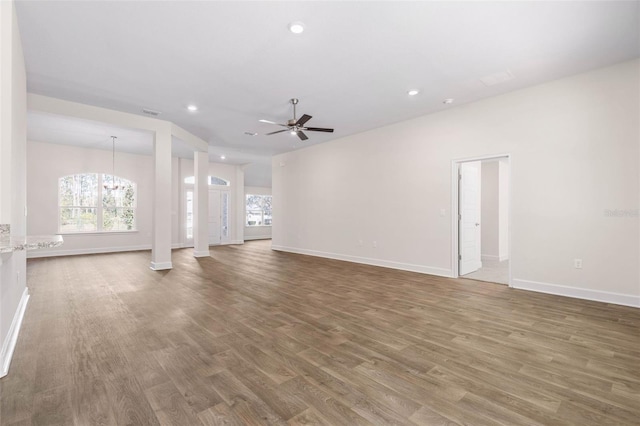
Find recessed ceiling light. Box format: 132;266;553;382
443;98;454;104
187;105;198;112
220;155;226;160
407;90;420;96
288;21;305;34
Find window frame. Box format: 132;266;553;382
58;173;138;234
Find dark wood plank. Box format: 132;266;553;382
198;402;248;426
0;241;638;426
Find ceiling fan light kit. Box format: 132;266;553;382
261;98;334;141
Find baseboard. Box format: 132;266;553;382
244;236;272;241
230;240;244;245
0;288;30;378
150;261;172;270
272;245;453;278
512;278;640;308
193;250;210;257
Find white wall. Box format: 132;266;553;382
273;59;640;307
26;142;246;256
0;0;28;377
26;141;159;255
245;186;272;241
481;161;499;260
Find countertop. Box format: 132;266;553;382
0;235;64;254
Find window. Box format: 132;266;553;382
185;190;193;240
209;176;229;186
59;174;137;233
183;176;230;186
221;192;229;238
246;194;272;226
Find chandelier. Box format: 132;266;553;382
104;136;120;191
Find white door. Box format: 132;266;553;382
209;189;221;245
459;162;482;275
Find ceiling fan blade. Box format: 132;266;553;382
295;114;312;127
297;131;309;141
259;119;288;127
266;129;289;135
304;127;334;133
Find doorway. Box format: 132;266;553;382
452;155;511;285
208;189;230;245
184;186;229;247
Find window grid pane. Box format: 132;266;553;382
186;191;193;239
103;208;136;231
60;207;98;232
222;192;229;237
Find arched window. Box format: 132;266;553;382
59;174;137;233
184;176;230;186
209;176;229;186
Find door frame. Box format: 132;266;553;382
451;153;513;287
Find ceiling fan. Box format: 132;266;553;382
260;98;334;141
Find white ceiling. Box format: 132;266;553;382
16;1;640;187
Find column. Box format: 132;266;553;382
150;125;172;270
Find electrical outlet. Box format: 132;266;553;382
373;241;377;248
574;259;583;269
358;239;363;246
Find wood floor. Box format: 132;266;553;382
1;241;639;425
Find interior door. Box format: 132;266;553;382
459;162;482;275
209;189;221;245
